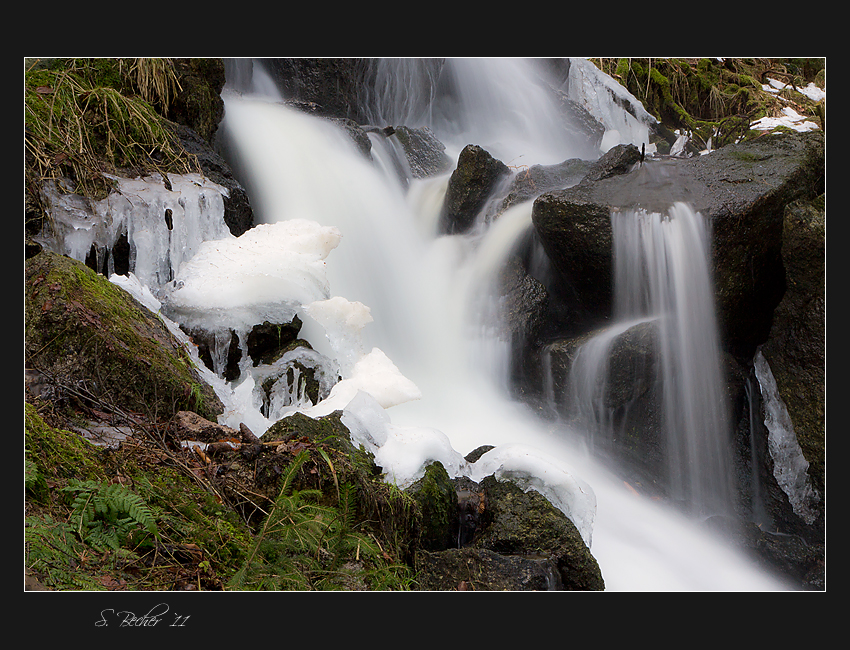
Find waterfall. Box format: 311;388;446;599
360;57;600;164
563;203;734;518
614;203;734;514
43;57;794;589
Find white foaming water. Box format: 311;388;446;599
362;57;601;165
69;58;792;590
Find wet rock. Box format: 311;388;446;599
328;118;373;159
415;547;563;591
413;465;605;591
246;317;304;366
440;144;511;234
390;125;452;179
406;461;459;552
532;184;615;325
530;130;825;358
498;158;592;216
544;320;665;491
757;195;825;527
704;515;824;590
259;58;370;122
497;256;550;392
583;143;643;182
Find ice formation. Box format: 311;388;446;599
38;173;232;289
301;296;374;378
162;219;342;334
567;57;657;154
753;349;821;524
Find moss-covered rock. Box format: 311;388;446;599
415;547;565;591
169;58;226;144
25;250;222;420
473;476;605;590
406;461;459;551
413;470;605;591
25;402;104;503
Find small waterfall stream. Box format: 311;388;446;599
610;203;734;516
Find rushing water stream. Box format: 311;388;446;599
45;58;798;590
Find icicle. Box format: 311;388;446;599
753;349;820;525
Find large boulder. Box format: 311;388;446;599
752;195;825;546
25;250;223;420
531;130;825;358
759;196;825;508
259;58;370;122
415;471;605;591
689;131;824;360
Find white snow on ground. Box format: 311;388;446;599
753;77;825;132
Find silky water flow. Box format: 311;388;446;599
568;204;735;517
56;58;794;590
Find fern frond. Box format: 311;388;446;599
61;479;159;550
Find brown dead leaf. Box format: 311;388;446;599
98;575;128;590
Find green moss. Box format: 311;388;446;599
592;58;825;150
25;251;220;419
407;461;458;551
25;58;197;201
25;403;105;498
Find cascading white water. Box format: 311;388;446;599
216;60;793;588
52;57;794;590
361;57;600;165
611;203;735;515
566;203;734;516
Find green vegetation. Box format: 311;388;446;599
593;58;825;152
24;398;418;591
227;451;412;590
25;250;219;421
24;58;200;229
